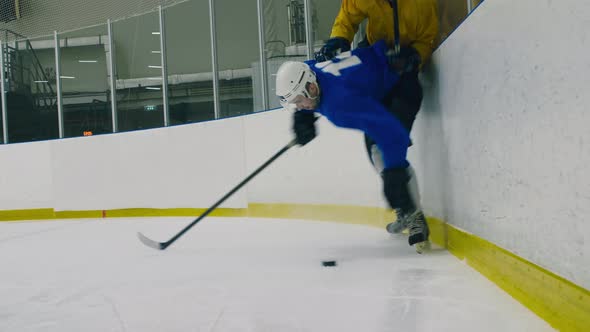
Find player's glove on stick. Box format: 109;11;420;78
293;111;318;146
387;46;421;74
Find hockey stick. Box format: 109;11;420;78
138;138;298;250
391;0;401;55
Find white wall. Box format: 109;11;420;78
0;118;249;211
0;141;54;209
0;109;382;212
243;110;384;207
411;0;590;290
51;118;248;210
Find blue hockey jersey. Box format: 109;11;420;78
305;40;411;169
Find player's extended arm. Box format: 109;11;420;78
330;0;366;44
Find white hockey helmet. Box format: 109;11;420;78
275;61;317;108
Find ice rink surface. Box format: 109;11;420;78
0;217;555;332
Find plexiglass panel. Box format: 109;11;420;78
6;35;59;143
164;0;215;124
59;25;111;138
0;0;486;144
215;0;258;117
255;0;340;111
311;0;341;49
113;10;165;132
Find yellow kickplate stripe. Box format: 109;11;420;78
3;208;250;221
98;208;248;218
0;208;55;221
247;203;393;228
427;217;590;332
55;210;104;219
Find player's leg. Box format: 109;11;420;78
363;73;423;170
381;166;429;253
336;102;429;252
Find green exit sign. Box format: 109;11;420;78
144;105;158;111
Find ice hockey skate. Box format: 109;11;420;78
385;209;407;234
406;210;430;253
388;209;430;253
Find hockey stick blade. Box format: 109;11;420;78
137;232;168;250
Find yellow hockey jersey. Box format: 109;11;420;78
330;0;439;65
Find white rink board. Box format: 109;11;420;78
50;118;248;211
0;141;54;210
411;0;590;289
243;110;385;207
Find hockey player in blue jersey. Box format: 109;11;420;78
275;40;429;252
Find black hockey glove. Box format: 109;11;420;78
315;37;351;62
293;111;318;146
387;46;421;74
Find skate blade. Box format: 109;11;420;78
415;241;431;254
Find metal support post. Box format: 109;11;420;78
0;41;7;143
303;0;314;60
256;0;269;110
54;31;64;138
208;0;221;119
107;19;118;132
158;6;170;126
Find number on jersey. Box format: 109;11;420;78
315;52;362;77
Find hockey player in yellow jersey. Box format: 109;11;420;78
325;0;438;68
316;0;439;235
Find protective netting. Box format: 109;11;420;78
0;0;189;41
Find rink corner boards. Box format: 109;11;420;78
1;203;589;331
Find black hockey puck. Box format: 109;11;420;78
322;260;337;267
